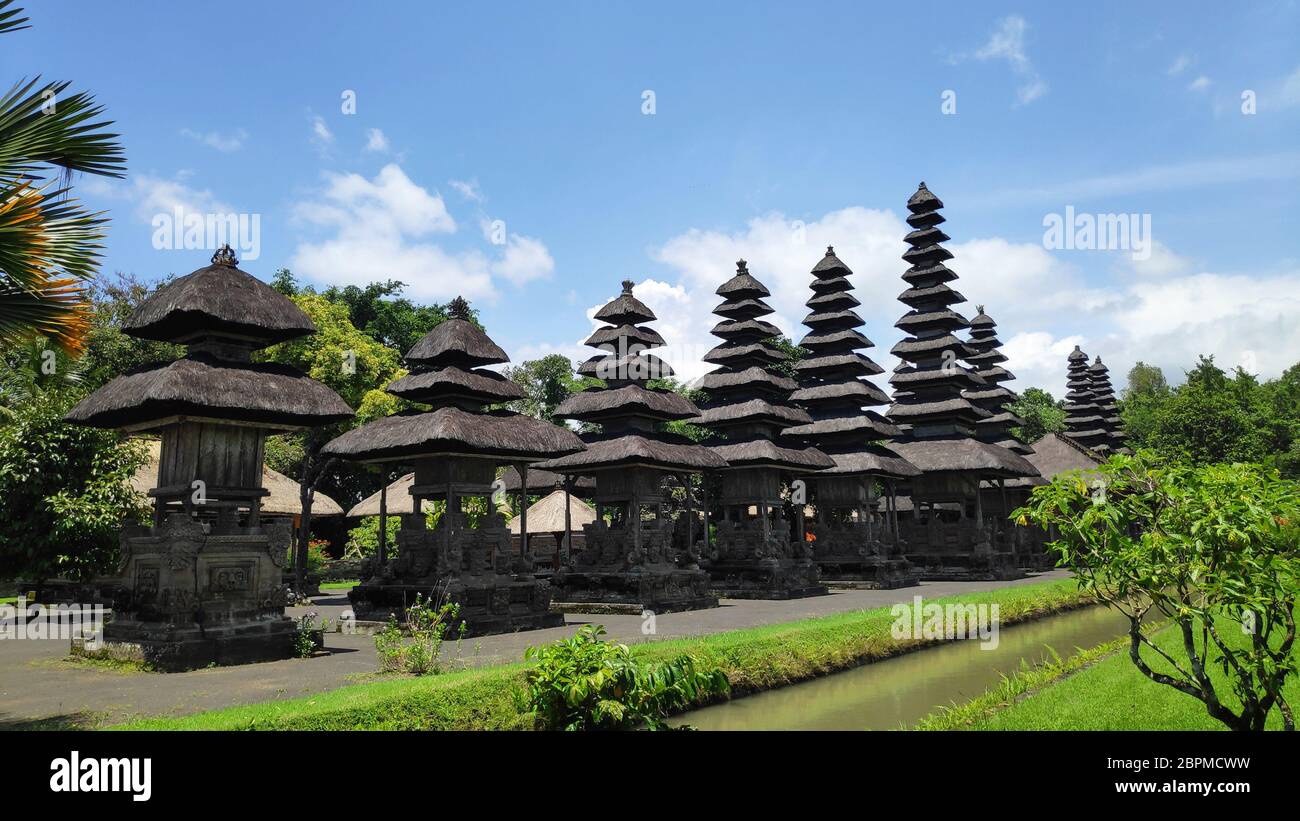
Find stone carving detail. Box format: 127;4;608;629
162;513;205;570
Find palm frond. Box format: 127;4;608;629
0;1;30;35
0;178;109;291
0;275;90;356
0;77;126;179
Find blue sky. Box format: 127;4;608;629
10;1;1300;396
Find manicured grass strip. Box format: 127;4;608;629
0;596;16;606
940;615;1298;731
114;578;1090;731
318;580;358;591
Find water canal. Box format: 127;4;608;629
672;604;1132;730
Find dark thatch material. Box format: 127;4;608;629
694;399;812;426
1003;432;1104;488
584;324;665;349
554;385;698;422
799;328;873;350
65;355;355;430
785;414;901;439
791;380;892;406
322;407;584;462
536;431;728;473
404;318;510;368
593;280;656;324
715;267;771;298
811;246;851;276
577;353;674;380
694;366;797;394
713;297;775;319
710;318;783;339
709;438;835;470
702;341;787;366
820;448;922;478
500;465;596;493
386;366;525;404
890;438;1039;478
795;353;885;376
123;256;315;347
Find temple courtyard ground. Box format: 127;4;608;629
0;570;1069;729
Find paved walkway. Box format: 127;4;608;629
0;571;1068;728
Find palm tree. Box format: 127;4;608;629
0;1;125;356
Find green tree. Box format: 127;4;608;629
0;1;126;355
1007;387;1065;444
320;279;452;354
1016;453;1299;731
1120;361;1170;449
503;354;581;422
0;387;147;580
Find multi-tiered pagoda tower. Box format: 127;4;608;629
964;307;1032;456
536;281;724;612
1089;356;1127;455
965;306;1049;567
785;248;920;588
1063;346;1109;453
322;297;583;634
695;260;833;598
887;183;1039;581
66;246;355;669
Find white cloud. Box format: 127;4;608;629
310;114;334;155
82;172;235;224
967;15;1048;105
364;128;390;152
491;233;555;286
449;179;484;202
1123;240;1191;277
1272;64;1300;110
1188;75;1212;92
179;128;247;152
1167;54;1192;76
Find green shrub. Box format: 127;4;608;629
374;593;465;675
522;624;730;730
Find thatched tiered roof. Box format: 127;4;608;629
696;260;833;472
1089;356;1127;455
66;247;353;432
963;307;1032;455
500;465;595;494
1062;345;1109;453
322;298;584;463
538;281;726;475
786;247;918;479
885;185;1037;479
886;184;988;434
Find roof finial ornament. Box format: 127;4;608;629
211;244;239;267
448;296;472;320
976;303;985;314
620;279;635;295
736;259;748;273
825;245;834;256
918;181;928;190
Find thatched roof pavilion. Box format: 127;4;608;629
500;465;594;495
963;307;1033;455
508;490;596;535
322;298;584;464
346;472;416;517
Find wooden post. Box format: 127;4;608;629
701;472;712;555
377;469;388;565
519;463;529;560
562;478;573;570
681;473;695;558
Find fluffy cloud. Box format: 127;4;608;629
966;15;1048;105
179;128;247;153
289;164;557;301
364;128;390;153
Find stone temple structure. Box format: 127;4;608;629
1063;346;1110;453
886;183;1039;581
694;260;834;598
785;248;921;588
322;297;584;635
536;280;725;613
65;246;355;670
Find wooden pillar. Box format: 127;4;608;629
562;478;573;570
701;472;712;554
680;473;695;556
377;469;388;565
519;463;529;560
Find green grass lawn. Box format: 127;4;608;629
115;577;1091;730
318;580;358;591
928;615;1298;731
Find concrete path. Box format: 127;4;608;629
0;571;1069;729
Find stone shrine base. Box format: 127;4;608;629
347;574;565;636
814;557;919;589
706;559;828;600
78;615;299;672
552;565;718;614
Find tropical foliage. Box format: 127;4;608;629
522;624;730;730
0;1;125;355
1015;452;1299;731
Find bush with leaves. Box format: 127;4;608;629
0;388;147;580
522;624;730;730
1015;452;1299;731
373;593;465;675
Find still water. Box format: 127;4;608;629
672;604;1131;731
